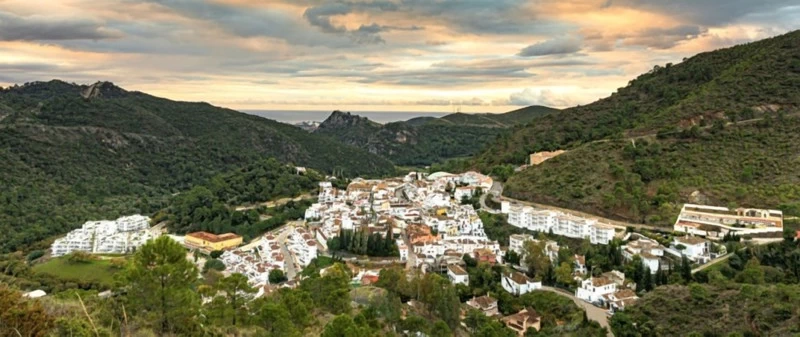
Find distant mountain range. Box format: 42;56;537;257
313;105;559;166
477;29;800;225
0;80;394;252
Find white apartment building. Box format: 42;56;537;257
51;215;153;257
504;206;614;245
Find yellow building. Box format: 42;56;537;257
185;231;243;251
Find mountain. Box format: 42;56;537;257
486;30;800;225
434;105;559;127
314;107;558;166
0;80;395;252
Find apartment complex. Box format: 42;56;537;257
674;203;783;238
502;204;616;245
51;215;152;257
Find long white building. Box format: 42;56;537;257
503;204;615;244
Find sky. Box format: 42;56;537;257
0;1;798;113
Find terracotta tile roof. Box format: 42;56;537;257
186;231;241;243
468;295;497;310
591;277;614;287
505;271;532;285
675;235;706;245
448;264;468;276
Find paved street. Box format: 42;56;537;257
277;223;298;279
540;286;614;337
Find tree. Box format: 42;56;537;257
256;301;300;337
209;250;223;259
117;236;200;335
505;250;521;266
522;240;550;278
215;273;257;326
321;314;372;337
269;269;288;284
431;320;452;337
735;257;765;284
555;262;575;287
204;258;226;272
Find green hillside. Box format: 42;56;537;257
0;81;394;252
476;30;800;167
612;283;800;336
314;106;558;166
491;30;800;225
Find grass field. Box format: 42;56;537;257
32;256;123;285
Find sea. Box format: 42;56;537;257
243;110;449;124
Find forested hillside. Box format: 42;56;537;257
314;106;558;166
477;30;800;167
0;81;394;252
494;30;800;225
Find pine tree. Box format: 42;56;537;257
118;236;200;335
215;273;257;326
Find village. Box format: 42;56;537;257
46;168;789;334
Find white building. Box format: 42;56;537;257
674;203;783;238
502;271;542;296
454;186;476;201
504;207;615;245
447;264;469;285
622;238;664;274
576;276;617;304
397;238;409;262
673;236;710;262
51;215;153;257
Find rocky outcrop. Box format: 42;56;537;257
316;110;380;130
80;81;128;100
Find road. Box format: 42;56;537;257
234;193;314;211
277;223;298;280
540;286;614;337
478;180;504;212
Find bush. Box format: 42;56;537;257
204;258;225;272
26;250;45;262
209;250;223;259
66;251;94;264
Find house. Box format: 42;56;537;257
474;248;498;265
502;271;542;296
673;236;710;262
576;276;617;304
622;238;664;274
466;295;499;316
447;264;469;285
397;239;409;262
185;232;243;251
574;255;587;275
502;308;541;336
23;290;47;299
601;289;639;313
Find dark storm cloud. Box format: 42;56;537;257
0;11;122;41
518;37;582;57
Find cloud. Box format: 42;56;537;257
518;37;583;56
0;11;122;41
507;88;577;108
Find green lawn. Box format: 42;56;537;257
32;256;122;286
